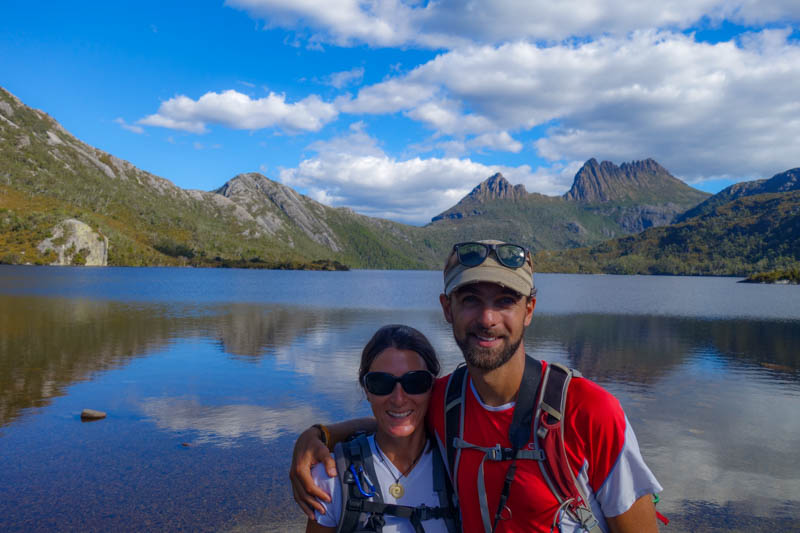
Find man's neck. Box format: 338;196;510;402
467;348;526;407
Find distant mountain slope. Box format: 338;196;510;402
0;86;437;268
537;190;800;276
564;158;710;232
676;167;800;222
5;85;791;276
427;162;709;251
564;158;705;204
214;172;439;268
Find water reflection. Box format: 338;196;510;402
0;296;187;427
141;397;319;447
1;292;799;532
528;314;800;384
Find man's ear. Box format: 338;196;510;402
439;293;453;324
523;297;536;326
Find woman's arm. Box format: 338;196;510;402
290;418;377;518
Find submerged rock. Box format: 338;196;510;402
80;409;107;420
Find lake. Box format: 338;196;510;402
1;265;799;532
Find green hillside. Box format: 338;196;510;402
536;191;800;276
3;85;796;276
0;87;438;269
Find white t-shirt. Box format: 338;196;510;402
312;435;450;533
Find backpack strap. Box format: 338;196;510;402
490;355;542;531
336;434;384;533
337;435;458;533
444;363;468;492
534;363;603;533
430;441;460;533
444;356;545;533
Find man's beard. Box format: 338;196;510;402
455;329;523;371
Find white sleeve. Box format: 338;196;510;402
311;461;342;528
595;416;663;517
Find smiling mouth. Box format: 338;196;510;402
472;332;503;346
387;410;413;418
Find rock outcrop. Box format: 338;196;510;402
37;219;108;266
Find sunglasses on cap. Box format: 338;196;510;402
363;370;434;396
453;241;528;269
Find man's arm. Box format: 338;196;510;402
606;493;659;533
290;418;376;519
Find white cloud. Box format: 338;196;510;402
139;89;337;134
278;127;561;224
327;67;365;88
227;0;800;48
467;131;523;153
339;29;800;181
226;0;416;47
337;79;436;114
114;117;144;134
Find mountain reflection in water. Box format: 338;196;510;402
1;272;799;532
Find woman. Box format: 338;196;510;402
306;324;457;533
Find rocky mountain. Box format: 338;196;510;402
563;158;710;232
0;86;436;269
676;167;800;222
432;173;527;221
3;85;794;276
564;158;696;203
426;160;709;250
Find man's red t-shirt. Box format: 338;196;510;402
427;361;662;533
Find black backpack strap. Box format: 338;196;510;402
336;434;384;533
489;355;542;532
444;363;468;489
430;442;460;533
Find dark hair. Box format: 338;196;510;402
359;324;440;385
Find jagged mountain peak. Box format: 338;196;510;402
466;172;528;202
564;158;696;203
431;172;528;222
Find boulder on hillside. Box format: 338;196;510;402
37;219;108;266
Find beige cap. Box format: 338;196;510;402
443;240;534;296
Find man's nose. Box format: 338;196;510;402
477;304;498;328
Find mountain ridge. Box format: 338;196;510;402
2;84;795;276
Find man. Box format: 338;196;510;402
291;240;662;532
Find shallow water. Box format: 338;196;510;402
0;266;799;532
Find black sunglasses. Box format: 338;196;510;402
453;241;528;269
363;371;434;396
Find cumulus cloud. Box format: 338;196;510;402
278;125;562;224
339;29;800;181
139;89;337;134
227;0;800;48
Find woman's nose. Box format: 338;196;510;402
388;382;407;403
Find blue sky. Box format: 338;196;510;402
2;1;799;225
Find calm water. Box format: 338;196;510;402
1;266;799;532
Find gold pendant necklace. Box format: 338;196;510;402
388;482;405;498
375;441;426;500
